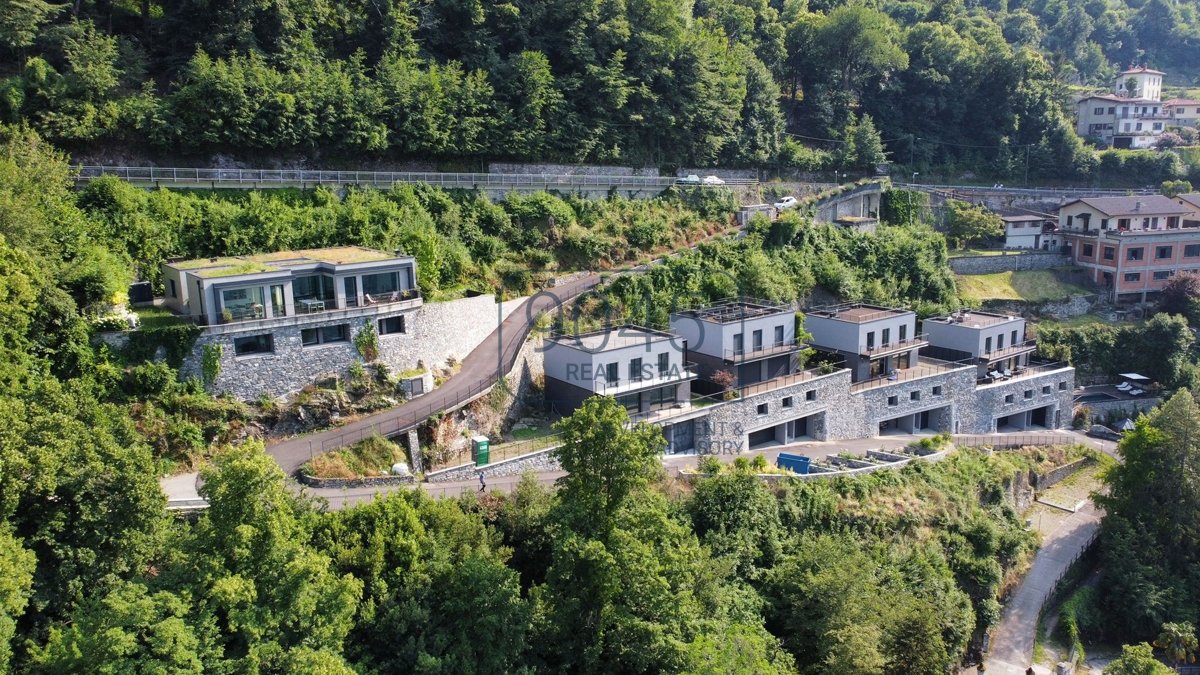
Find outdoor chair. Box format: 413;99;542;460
1130;388;1145;396
1116;382;1132;391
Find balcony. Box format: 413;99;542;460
724;339;804;362
981;339;1038;363
180;290;423;332
977;361;1071;387
597;362;698;396
850;356;973;393
860;334;928;357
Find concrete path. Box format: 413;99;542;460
985;502;1102;673
265;273;600;475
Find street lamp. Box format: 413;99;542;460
908;173;919;227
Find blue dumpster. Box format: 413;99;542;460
776;453;810;474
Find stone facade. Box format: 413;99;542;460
842;367;977;438
184;293;526;400
1077;395;1161;422
1034;456;1094;490
948;252;1072;275
971;367;1076;433
425;448;561;483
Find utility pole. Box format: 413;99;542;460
1024;144;1031;187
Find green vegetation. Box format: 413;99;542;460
1036;313;1197;387
1;0;1196;181
955;270;1092;303
302;434;407;479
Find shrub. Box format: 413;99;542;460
354;319;379;361
698;456;722;474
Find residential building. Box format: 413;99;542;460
923;311;1034;382
542;325;697;419
1177;194;1200;226
1058;196;1200;301
803;304;925;383
669;298;802;392
1165;99;1200;128
1075;66;1168;148
1001;214;1058;250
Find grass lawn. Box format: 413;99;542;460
134;305;186;329
302;435;406;478
956;270;1093;303
510;425;554;441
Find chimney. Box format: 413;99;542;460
1134;201;1144;212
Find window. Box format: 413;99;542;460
378;315;406;335
1124;272;1141;282
344;277;358;308
866;331;875;350
1127;247;1144;261
752;329;763;351
932;385;943;396
615;393;639;412
806;389;817;401
658;352;669;376
774;325;785;347
1093;107;1104;115
1059;381;1068;390
270;284;286;317
1042;385;1051;395
910;391;920;401
301;324;349;347
1154;270;1172;281
630;357;643;381
1011;329;1019;346
887;395;898;406
882;328;891;345
649;385;676;407
1004;394;1014;404
168;279;177;298
1153;122;1163;131
605;362;619;384
1082;244;1094;257
1108;107;1115;114
997;333;1005;350
1136;122;1143;131
1023;389;1033;400
233;334;273;356
220;286;265;320
756;403;768;416
362;271;400;297
899;324;907;341
1157;245;1173;259
293;274;335;305
985;336;993;354
1103;246;1115;260
782;396;794;408
733;333;743;355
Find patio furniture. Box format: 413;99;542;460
1116;382;1133;391
299;298;326;313
1002;369;1012;378
1130;388;1145;396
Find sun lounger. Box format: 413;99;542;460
1130;388;1144;396
1116;382;1132;391
1003;369;1012;378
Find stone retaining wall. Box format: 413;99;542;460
949;252;1071;274
297;473;416;489
425;448;561;483
183;293;526;400
488;162;659;176
1034;456;1094;491
1077;396;1161;422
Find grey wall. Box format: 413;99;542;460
948;252;1072;274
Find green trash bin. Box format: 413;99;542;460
472;435;490;466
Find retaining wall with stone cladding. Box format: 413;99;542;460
297;473;416;489
183;294;526;400
425;448;561;483
1034;456;1094;490
972;368;1076;433
948;252;1072;274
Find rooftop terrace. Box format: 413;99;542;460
168;246;407;278
925;310;1019;329
806;303;912;324
549;325;677;352
674;297;792;323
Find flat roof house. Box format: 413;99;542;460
1059;196;1199;301
803;304;926;384
542;325;697;421
670;298;802;392
923;310;1034;382
160;246;425;398
1002;214;1057;250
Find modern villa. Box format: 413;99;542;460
541;300;1075;453
161;246;428;398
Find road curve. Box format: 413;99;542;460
266;273;600;474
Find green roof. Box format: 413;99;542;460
168;246;405;278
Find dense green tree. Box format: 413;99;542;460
944;199;1003;250
1107;642;1176;675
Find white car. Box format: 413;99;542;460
678;174;701;184
774;196;798;210
702;175;725;186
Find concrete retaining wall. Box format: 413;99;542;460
425;447;561;483
297;473;416;489
949;252;1071;274
1034;456;1094;490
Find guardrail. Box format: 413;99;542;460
72;166;759;189
896;182;1156;197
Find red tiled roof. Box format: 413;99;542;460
1164;99;1200;107
1120;66;1165;75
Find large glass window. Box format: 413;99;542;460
605;362;619;384
233;334;273;356
302;324;349;346
774;325;784;346
630;357;643;381
293;274;335;310
220;286;265;321
752;330;763;351
648;385;676;408
658;352;669;376
270;284;286;317
362;271;400;300
344;277;359;307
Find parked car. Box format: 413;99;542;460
774;196;798;210
1086;424;1121;441
677;174;701;184
702;175;726;185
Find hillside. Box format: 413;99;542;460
0;0;1195;179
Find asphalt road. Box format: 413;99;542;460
265;273;600;475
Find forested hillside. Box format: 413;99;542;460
1;0;1195;175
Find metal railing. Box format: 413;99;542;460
977;361;1071;386
952;433;1078;449
981;339;1039;362
849;357;974;393
897;182;1157;197
596;363;698;394
860;334;927;356
724;340;802;361
805;302;911;324
72;165;758;189
175;290;422;327
735;364;846;398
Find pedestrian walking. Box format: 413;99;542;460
478;471;486;492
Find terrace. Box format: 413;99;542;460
976;360;1071;387
849;357;972;393
806;303;912;324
